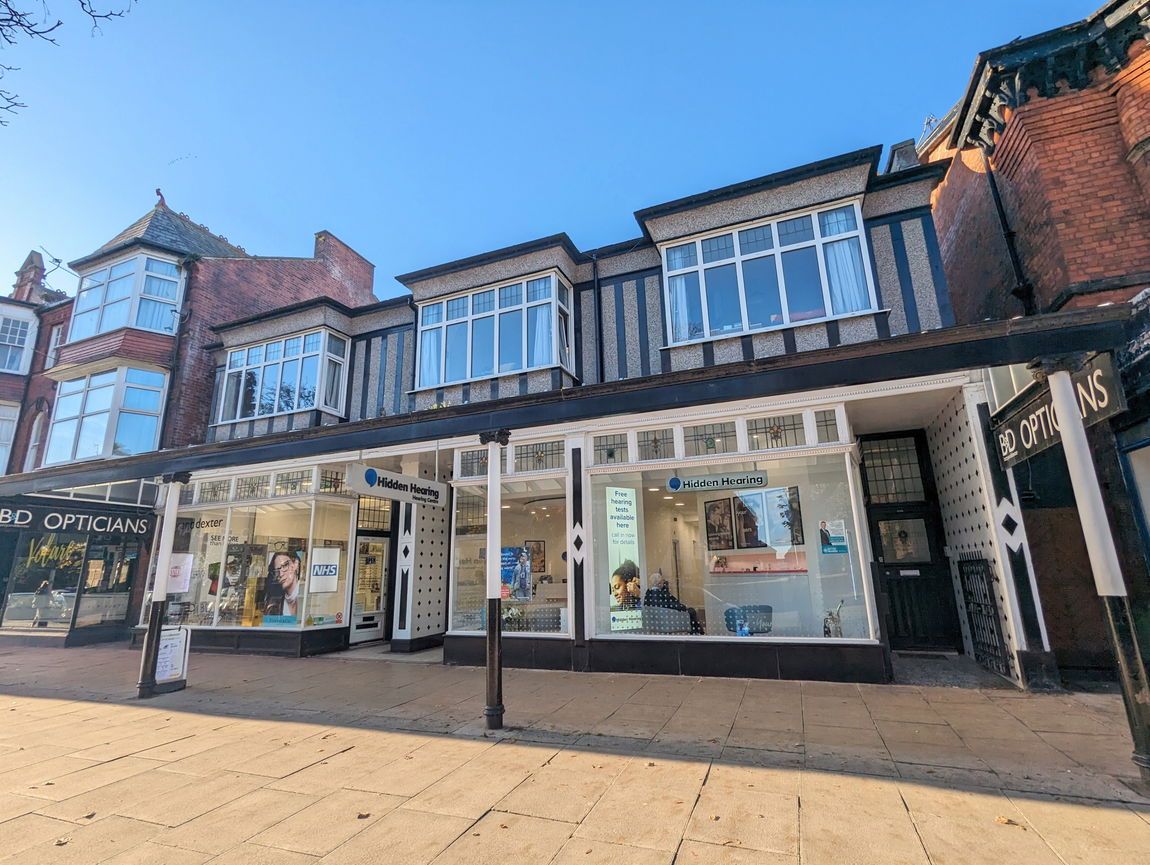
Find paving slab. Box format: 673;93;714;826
316;807;472;865
430;810;575;865
153;787;317;855
249;789;405;856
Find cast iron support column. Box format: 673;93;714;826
480;428;510;729
1048;366;1150;784
138;471;190;699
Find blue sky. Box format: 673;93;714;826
2;1;1093;300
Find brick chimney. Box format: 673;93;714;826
313;231;376;306
12;251;46;303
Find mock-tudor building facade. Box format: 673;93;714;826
0;144;1134;696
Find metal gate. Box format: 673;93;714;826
956;555;1011;676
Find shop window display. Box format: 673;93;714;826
452;478;568;633
1;531;140;630
303;502;351;627
591;453;869;639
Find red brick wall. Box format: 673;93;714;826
922;144;1022;323
7;301;73;473
928;44;1150;322
0;373;22;403
162;236;377;450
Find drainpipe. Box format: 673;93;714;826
592;254;604;384
981;148;1037;315
157;257;195;451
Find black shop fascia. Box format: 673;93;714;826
0;497;155;645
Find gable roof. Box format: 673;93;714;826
69;204;249;270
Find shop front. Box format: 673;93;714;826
0;498;153;645
441;376;1017;682
139;465;360;655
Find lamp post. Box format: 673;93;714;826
138;471;191;698
480;428;510;729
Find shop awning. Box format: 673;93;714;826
0;305;1130;497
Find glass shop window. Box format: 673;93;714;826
589;453;869;640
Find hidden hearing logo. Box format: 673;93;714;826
364;467;378;488
667;477;683;492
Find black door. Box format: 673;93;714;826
860;432;961;651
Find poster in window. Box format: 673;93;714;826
819;519;849;554
167;553;194;594
704;498;734;551
309;547;340;593
500;546;532;601
605;486;642;629
524;540;545;576
263;549;303;625
733;493;768;549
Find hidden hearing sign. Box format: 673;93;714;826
345;463;448;507
991;354;1126;470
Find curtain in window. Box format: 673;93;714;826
528;305;552;367
669;274;697;341
419;328;441;387
136;298;174;331
823;237;869;314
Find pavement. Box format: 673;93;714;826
0;644;1147;864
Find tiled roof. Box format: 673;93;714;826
69;204;248;269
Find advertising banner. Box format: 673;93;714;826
605;486;642;630
309;547;340;593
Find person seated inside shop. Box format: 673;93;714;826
264;551;302;618
643;569;703;634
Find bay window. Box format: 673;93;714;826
663;201;876;344
44;367;167;465
417;272;574;388
218;330;348;423
69;256;182;342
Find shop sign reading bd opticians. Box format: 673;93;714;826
345;463;448;507
0;502;151;535
991;354;1126;470
666;473;766;493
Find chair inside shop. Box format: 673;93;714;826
641;606;693;634
724;605;773;635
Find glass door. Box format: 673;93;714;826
351;537;388;643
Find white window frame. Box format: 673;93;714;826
448;464;573;637
660;198;878;346
68;253;184;344
42;367;168;466
216;330;349;424
416;270;575;390
45;324;65;369
0;403;17;475
0;316;32;374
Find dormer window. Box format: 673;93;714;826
217;330;348;423
417;272;574;389
662;201;876;344
69;255;181;342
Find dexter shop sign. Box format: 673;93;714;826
992;354;1126;469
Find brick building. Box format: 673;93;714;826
0;197;377;644
918;1;1150;702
